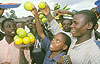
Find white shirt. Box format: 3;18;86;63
48;19;100;64
0;37;31;64
68;36;100;64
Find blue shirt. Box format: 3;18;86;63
41;36;66;64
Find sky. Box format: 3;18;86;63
0;0;97;18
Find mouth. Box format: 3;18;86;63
71;29;75;34
11;31;15;34
49;44;54;49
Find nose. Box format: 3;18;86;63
11;26;16;30
70;23;74;28
51;39;55;44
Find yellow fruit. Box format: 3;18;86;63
27;33;35;43
41;17;47;22
33;20;35;23
55;16;59;19
16;28;26;38
59;23;63;29
23;37;31;45
27;33;33;36
14;35;19;41
39;14;44;19
24;1;33;11
29;35;35;43
14;37;23;45
38;1;46;9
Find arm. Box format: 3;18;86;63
31;6;45;40
39;3;72;37
39;3;64;35
20;49;29;64
53;9;75;17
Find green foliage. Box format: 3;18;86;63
54;3;60;10
3;10;17;19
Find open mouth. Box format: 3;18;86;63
11;31;15;34
50;44;54;49
71;29;75;34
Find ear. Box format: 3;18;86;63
87;22;93;29
94;23;98;30
63;45;68;50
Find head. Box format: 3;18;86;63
26;16;36;35
70;10;97;38
56;15;63;23
16;22;25;29
62;18;72;32
49;32;71;53
1;18;16;37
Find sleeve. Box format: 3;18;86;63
89;52;100;64
24;49;32;64
41;36;51;52
47;19;64;35
47;19;72;37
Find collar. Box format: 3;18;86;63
71;30;96;49
48;51;66;62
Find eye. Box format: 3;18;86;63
7;25;10;28
56;40;60;43
13;25;16;28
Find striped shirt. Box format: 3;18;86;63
68;36;100;64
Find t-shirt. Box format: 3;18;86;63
0;37;31;64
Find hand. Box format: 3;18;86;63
39;3;50;16
53;9;75;17
31;5;38;16
55;56;65;64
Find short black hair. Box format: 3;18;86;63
76;10;97;28
62;18;72;25
1;18;14;28
59;32;71;53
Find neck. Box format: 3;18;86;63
76;32;91;45
5;35;14;44
50;50;62;58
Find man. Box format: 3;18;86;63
39;3;100;64
61;18;72;32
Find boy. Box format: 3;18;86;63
31;5;71;64
0;18;30;64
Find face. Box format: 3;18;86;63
62;20;71;32
70;14;88;38
26;21;36;35
16;22;25;29
49;33;66;52
3;21;16;36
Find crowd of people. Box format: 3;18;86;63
0;1;100;64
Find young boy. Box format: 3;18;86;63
0;18;30;64
31;5;71;64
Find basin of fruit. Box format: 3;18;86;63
14;28;35;48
